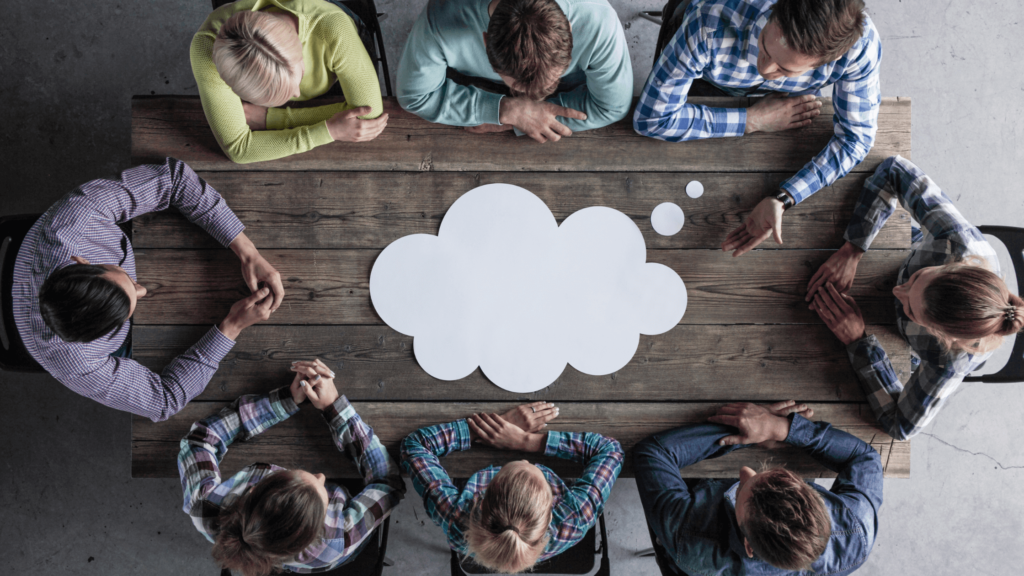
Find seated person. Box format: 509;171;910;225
192;0;388;163
12;158;283;422
634;0;881;256
179;359;405;576
634;401;882;576
401;402;622;573
806;156;1024;440
397;0;633;143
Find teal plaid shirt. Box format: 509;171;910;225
843;156;1000;440
400;420;623;562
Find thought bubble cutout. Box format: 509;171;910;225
369;184;687;393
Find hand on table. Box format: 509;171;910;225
289;359;339;409
499;97;587;143
327;106;389;142
745;94;822;134
468;412;547;453
218;287;274;340
806;242;864;301
243;102;268;130
230;232;284;313
810;282;867;345
721;196;785;257
707;400;811;447
500;401;559;433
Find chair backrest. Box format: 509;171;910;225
0;213;44;372
965;225;1024;383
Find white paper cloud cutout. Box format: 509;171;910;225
369;184;687;393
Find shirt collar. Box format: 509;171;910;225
723;481;749;558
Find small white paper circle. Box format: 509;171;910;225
651;202;685;236
685;180;704;199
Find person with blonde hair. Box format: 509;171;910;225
806;155;1024;440
401;403;623;573
179;359;405;576
191;0;388;163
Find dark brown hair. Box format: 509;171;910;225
211;470;325;576
769;0;866;64
39;264;131;343
485;0;572;100
742;468;830;571
922;262;1024;352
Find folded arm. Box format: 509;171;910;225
400;420;473;540
546;431;623;527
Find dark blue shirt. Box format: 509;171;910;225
634;416;883;575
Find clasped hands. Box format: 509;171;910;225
289;358;340;410
218;232;285;340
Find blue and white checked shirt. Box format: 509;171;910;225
12;158;246;422
633;0;882;204
844;156;999;440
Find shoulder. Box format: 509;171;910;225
815;488;877;573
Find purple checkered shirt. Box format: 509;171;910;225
12;158;246;421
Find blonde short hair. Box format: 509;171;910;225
212;11;302;106
465;463;553;573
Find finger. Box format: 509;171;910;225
529;131;548;144
717;435;747;446
244;286;271;306
768;400;796;412
798;99;821;113
794;95;816;106
550;120;572;138
732;231;768;257
840;292;862;313
802;407;815;418
267;274;285;311
244;271;259;294
533;405;559;422
542;127;561;143
813;294;836;321
722;228;752;251
806;269;825;301
788;119;813;129
716;405;744;415
303;381;319;402
555;105;587;121
819;285;844;316
793;109;820;122
771;221;783;245
781;402;809;415
467;418;490;442
707;415;740;427
827;283;853;314
314;358;336;377
472;413;500;436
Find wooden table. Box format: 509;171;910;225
130;96;913;479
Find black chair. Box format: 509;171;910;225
965;225;1024;383
639;0;689;67
210;0;393;96
0;213;44;372
635;523;687;576
450;513;610;576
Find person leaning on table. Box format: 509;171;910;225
633;0;882;257
805;155;1024;440
12;158;283;422
191;0;388;164
179;359;405;576
634;401;883;576
401;402;623;573
397;0;633;143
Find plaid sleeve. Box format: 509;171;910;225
177;387;299;516
845;335;967;440
295;396;406;570
400;420;473;544
781;29;882;204
633;9;746;141
545;431;623;531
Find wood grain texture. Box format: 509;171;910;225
131;96;911;172
133;324;912;402
132;171;911;251
132;401;907;479
132;248;908;326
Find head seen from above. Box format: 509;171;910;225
213;11;304;108
39;258;146;343
733;465;831;571
212;470;328;576
485;0;572;101
894;262;1024;353
759;0;865;80
466;460;553;573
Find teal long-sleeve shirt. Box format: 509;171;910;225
396;0;633;132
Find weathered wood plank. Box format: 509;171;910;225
133;171;910;251
133;248;908;326
131;96;911;172
134;324;912;402
132;401;907;478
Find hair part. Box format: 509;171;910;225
39;264;131;343
922;262;1024;353
769;0;866;64
465;464;553;573
211;470;325;576
742;468;831;571
212;11;302;106
486;0;573;101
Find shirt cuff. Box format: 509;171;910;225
203;325;238;357
543;430;562;457
454;419;474;451
714;106;747;138
486;92;504;126
269;386;302;419
783;413;814;448
845;333;880;358
265;107;287;131
212;211;247;249
322;394;355;428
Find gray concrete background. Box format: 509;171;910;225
1;0;1023;574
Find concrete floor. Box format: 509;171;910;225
2;0;1023;574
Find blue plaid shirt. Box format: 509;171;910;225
633;0;882;204
400;420;623;562
843;156;1000;440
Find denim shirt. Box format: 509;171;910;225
633;416;883;576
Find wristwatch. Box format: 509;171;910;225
770;190;795;211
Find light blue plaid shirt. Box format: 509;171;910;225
633;0;882;204
843;156;1000;440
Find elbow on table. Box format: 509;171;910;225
396;92;439;123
